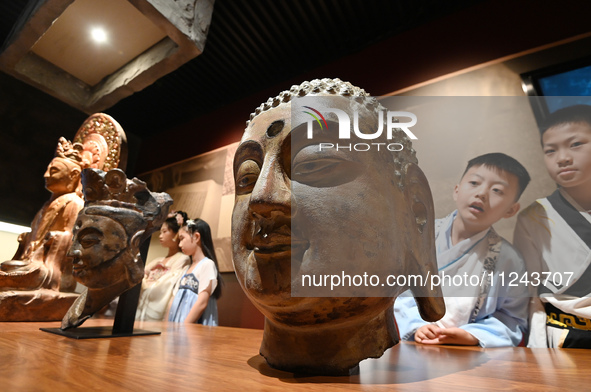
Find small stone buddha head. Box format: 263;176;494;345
62;168;172;329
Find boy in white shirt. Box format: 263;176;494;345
514;105;591;348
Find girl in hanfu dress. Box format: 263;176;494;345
168;218;222;325
136;211;191;321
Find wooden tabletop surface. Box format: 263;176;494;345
0;319;590;391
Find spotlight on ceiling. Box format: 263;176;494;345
91;27;108;44
0;0;214;114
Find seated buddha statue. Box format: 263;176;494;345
0;113;126;321
1;137;86;292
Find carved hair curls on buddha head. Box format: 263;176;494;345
246;77;418;189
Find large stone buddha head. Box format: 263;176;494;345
231;78;444;375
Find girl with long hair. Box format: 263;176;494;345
168;218;222;325
136;211;191;321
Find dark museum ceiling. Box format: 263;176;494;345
1;0;590;227
0;0;485;140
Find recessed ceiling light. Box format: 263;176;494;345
91;27;107;43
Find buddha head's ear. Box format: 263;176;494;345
401;163;445;322
125;229;146;285
69;166;81;180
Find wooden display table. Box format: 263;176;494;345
0;319;589;391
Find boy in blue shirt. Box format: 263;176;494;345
395;153;530;347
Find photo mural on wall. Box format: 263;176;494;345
139;142;239;273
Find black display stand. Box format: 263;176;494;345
41;241;160;339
